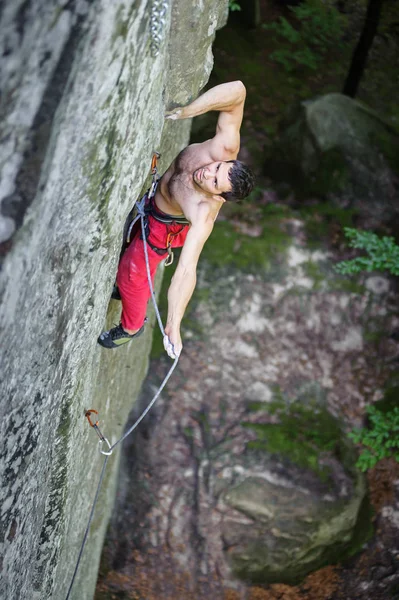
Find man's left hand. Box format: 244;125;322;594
163;327;182;359
165;108;182;120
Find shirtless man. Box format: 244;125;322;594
98;81;254;357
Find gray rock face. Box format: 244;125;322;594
0;1;228;599
268;93;399;225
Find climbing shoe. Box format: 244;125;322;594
111;285;121;300
97;323;145;349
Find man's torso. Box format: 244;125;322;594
154;144;224;225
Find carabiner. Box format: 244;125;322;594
85;409;99;428
165;246;174;267
99;437;113;456
151;151;161;174
85;409;108;445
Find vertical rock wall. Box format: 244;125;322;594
0;1;228;598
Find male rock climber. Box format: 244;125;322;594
98;80;254;357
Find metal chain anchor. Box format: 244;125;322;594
150;0;169;57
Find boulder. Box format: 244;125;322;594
266;93;399;226
221;399;368;584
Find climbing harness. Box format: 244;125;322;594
150;0;169;58
65;152;180;600
126;151;188;267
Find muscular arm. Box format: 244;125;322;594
168;81;245;120
164;210;214;357
167;81;246;158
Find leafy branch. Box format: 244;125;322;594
349;406;399;471
264;0;347;72
335;227;399;276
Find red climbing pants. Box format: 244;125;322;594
116;214;190;331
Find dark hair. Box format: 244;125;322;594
221;160;255;202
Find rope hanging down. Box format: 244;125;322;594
65;153;179;600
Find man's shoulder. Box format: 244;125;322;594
177;141;217;170
188;198;221;228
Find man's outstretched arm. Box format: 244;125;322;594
166;81;245;120
166;81;246;157
164;212;214;358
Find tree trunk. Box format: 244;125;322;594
342;0;384;98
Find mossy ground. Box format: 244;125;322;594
243;393;351;484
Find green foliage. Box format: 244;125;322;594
228;0;241;11
264;0;347;72
336;228;399;276
349;406;399;472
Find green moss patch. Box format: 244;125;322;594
112;4;135;45
201;203;292;272
243;396;353;483
201;220;288;271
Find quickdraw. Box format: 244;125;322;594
149;151;161;199
164;228;185;267
85;410;112;456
